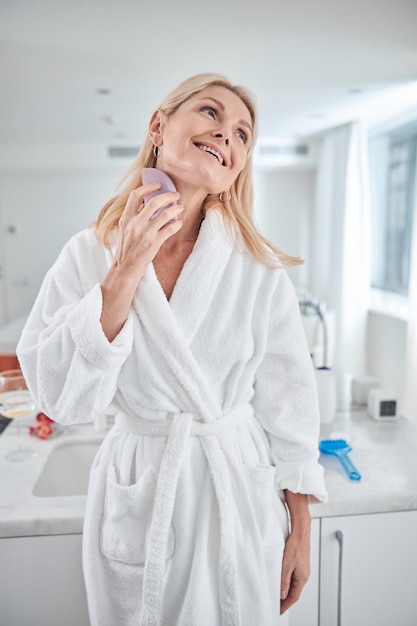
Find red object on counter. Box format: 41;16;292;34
29;412;55;440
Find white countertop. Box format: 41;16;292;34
1;409;417;538
0;419;106;538
310;409;417;517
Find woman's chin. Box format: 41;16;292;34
168;169;225;197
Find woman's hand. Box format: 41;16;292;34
100;183;183;342
115;183;183;282
280;526;311;614
280;491;311;615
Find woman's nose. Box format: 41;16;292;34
214;131;230;145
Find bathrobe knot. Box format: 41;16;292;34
116;405;265;626
115;403;255;437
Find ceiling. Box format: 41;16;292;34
1;0;417;146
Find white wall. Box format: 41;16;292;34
367;312;407;397
0;143;129;323
0;170;122;322
253;167;316;288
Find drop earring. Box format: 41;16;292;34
219;189;231;203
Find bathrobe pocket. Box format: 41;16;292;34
243;464;286;553
100;464;175;565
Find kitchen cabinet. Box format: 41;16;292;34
320;510;417;626
290;510;417;626
0;534;90;626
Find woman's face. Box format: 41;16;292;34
155;86;253;195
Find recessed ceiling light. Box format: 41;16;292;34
101;114;120;125
96;88;112;95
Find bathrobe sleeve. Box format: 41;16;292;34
252;270;327;502
17;230;134;425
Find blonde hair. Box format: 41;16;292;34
94;72;302;267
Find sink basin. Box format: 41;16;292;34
33;439;101;497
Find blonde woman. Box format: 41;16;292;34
17;73;327;626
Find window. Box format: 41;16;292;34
369;121;417;296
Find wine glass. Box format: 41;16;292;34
0;369;38;462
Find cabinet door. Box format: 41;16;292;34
320;511;417;626
0;534;90;626
288;518;320;626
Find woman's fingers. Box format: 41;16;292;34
113;185;184;278
154;211;184;243
122;186;181;226
279;533;310;615
141;191;181;221
126;187;183;238
119;187;182;246
127;200;184;238
117;198;183;260
120;183;162;225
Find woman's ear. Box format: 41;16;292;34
148;110;165;146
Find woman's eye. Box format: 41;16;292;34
201;106;216;118
236;129;247;143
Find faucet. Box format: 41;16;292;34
298;294;329;368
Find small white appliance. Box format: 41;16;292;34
367;389;399;420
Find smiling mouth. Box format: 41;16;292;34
194;143;227;166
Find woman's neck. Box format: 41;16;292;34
167;183;207;244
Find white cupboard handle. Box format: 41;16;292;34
335;530;344;626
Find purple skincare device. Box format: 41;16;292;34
142;167;177;220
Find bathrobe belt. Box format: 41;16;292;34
115;405;271;626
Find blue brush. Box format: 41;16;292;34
319;439;362;481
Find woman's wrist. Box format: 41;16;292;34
100;266;141;342
284;491;311;537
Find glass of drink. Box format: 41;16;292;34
0;369;38;462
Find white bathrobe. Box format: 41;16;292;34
17;209;327;626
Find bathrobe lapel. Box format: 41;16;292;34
130;210;233;422
168;210;233;345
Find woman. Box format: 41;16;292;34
17;73;327;626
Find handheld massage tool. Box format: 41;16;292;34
142;168;177;220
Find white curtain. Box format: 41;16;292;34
310;122;371;378
401;159;417;423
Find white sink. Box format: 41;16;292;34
33;439;101;497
